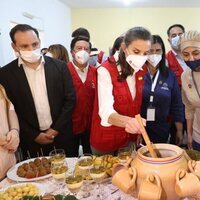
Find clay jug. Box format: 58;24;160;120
131;144;188;200
112;165;137;194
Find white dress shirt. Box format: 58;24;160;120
98;54;136;127
72;61;89;83
18;57;52;130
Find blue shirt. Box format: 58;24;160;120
141;69;184;143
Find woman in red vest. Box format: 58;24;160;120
90;27;152;155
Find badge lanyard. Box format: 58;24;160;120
149;70;160;104
191;71;200;99
147;70;160;121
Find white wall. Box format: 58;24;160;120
0;0;71;66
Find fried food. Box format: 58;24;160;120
16;157;51;179
94;155;119;176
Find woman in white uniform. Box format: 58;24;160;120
179;31;200;150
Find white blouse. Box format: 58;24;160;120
97;54;136;127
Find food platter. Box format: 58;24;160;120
7;157;52;182
0;182;46;199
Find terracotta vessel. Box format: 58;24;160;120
131;144;188;200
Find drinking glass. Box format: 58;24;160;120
77;154;93;197
117;146;132;163
66;174;83;197
49;149;66;165
90;165;107;200
51;163;68;192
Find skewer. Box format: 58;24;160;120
40;148;44;157
135;114;158;158
27;150;31;159
53;146;57;154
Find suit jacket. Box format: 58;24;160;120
0;56;76;157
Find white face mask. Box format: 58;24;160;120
126;54;148;73
147;54;162;67
75;50;90;65
45;52;53;58
14;51;19;58
171;35;180;50
20;48;41;63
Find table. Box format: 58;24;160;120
0;157;195;200
0;158;134;200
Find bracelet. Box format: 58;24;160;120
10;128;19;134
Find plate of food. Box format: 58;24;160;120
7;157;51;182
0;182;46;200
73;155;119;182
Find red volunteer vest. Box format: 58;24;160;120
166;50;183;86
90;57;146;152
97;51;105;64
67;62;96;134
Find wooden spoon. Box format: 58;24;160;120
135;114;158;158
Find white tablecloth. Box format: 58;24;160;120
0;158;134;200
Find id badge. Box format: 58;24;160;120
147;107;155;121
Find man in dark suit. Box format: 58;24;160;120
0;24;76;159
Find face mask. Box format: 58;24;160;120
14;51;19;58
20;48;41;63
88;56;98;66
45;52;53;58
171;35;180;50
75;50;90;64
147;54;162;67
185;59;200;71
126;54;148;72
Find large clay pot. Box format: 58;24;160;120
131;144;188;200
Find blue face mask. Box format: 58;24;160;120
171;35;180;50
185;59;200;71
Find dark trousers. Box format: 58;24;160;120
73;131;92;157
169;120;187;146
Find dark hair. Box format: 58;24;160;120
48;44;69;63
167;24;185;36
41;48;48;55
117;27;151;81
151;35;168;77
10;24;39;43
71;27;90;40
70;36;91;50
110;36;124;56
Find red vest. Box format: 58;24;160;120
90;57;146;152
97;51;105;64
67;62;96;134
166;50;183;86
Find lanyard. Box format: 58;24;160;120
149;70;160;103
191;71;200;99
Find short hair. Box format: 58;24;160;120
71;27;90;40
167;24;185;36
70;36;91;50
10;24;39;43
